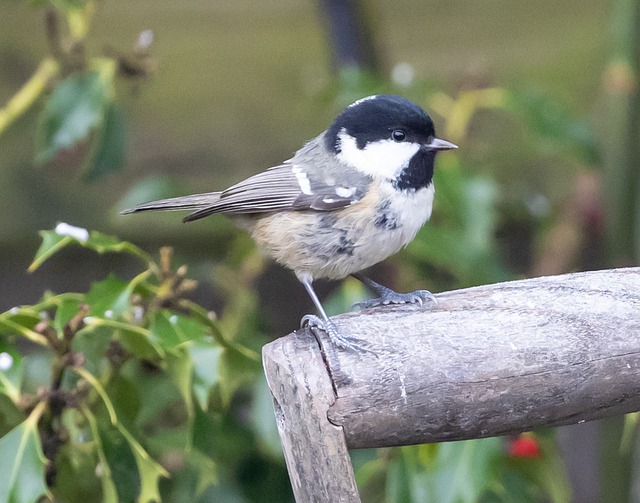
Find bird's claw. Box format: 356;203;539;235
351;289;437;311
301;315;372;353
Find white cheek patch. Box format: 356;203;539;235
291;166;313;195
337;130;420;179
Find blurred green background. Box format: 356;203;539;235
1;0;639;501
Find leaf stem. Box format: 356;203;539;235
0;58;59;136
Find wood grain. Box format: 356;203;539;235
263;268;640;501
322;267;640;448
263;330;361;503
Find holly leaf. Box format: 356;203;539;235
117;424;169;503
150;311;211;352
81;319;163;361
0;307;48;346
99;419;170;503
36;68;113;164
29;226;153;272
85;101;126;180
0;402;49;503
85;275;133;319
0;342;24;404
188;342;223;410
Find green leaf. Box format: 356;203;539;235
166;350;194;418
82;232;155;266
188;342;223;410
0;308;48;346
29;226;154;272
28;231;74;273
82;406;118;503
75;367;118;426
82;318;163;360
386;439;503;503
150;311;211;352
85;275;132;319
0;342;24;403
187;449;218;497
117;423;169;503
430;439;502;503
99;423;141;503
92;394;168;503
71;325;115;377
53;298;82;335
0;401;49;503
85;101;126;180
36;68;113;164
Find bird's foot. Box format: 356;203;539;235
301;315;372;353
351;288;437;311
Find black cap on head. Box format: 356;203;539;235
326;95;436;153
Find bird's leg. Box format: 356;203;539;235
298;275;369;352
350;272;437;310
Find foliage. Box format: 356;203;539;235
2;0;638;501
0;0;153;180
354;433;569;503
0;226;266;502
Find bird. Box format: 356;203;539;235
122;94;457;351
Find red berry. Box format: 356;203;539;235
508;435;541;458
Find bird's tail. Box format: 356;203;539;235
120;192;221;220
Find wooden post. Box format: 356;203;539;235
262;330;361;503
262;267;640;502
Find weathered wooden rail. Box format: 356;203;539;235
262;268;640;503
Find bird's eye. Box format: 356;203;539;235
391;129;406;142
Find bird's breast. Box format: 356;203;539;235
244;182;435;280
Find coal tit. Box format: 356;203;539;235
122;94;457;351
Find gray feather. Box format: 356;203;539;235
120;192;221;214
124;133;372;223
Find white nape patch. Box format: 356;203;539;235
337;130;420;179
55;222;89;242
348;95;378;108
291;166;313;195
335;186;354;198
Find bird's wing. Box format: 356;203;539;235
182;162;370;222
123;136;372;222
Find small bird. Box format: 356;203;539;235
122;95;456;350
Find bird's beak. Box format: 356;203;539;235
423;137;458;151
